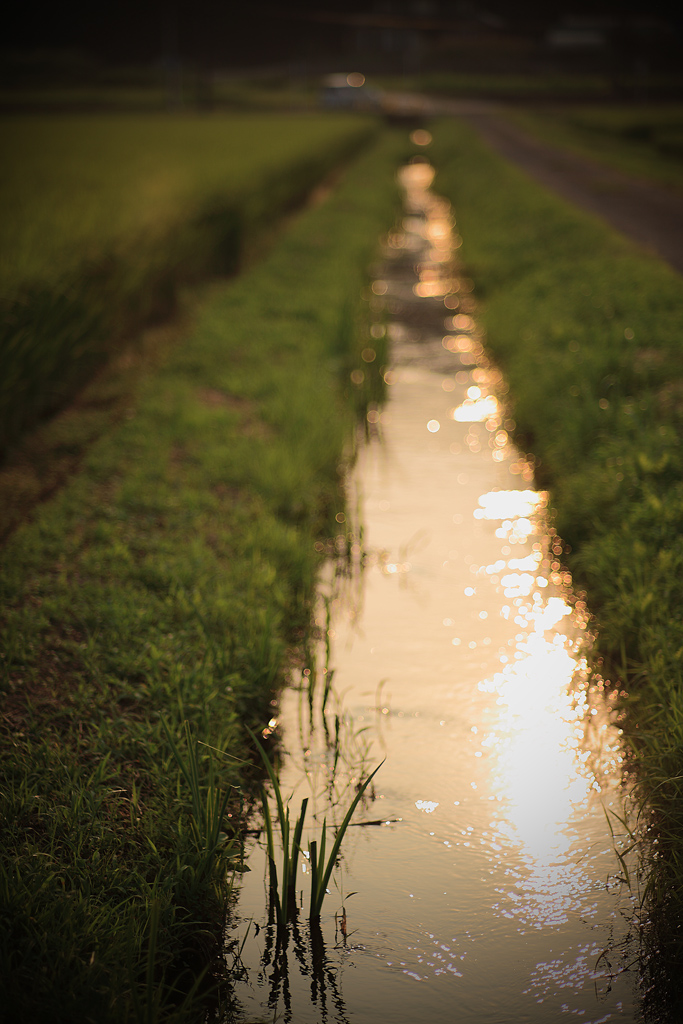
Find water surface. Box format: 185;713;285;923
227;162;639;1024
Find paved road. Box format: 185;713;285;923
427;98;683;275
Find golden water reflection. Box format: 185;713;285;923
482;630;608;928
232;154;637;1023
371;159;632;1004
396;158;628;948
451;395;499;422
472;489;625;931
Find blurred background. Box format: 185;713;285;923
2;0;682;110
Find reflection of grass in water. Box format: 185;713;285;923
253;912;349;1024
296;586;376;812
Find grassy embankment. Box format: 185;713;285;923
0;112;377;541
0;120;402;1021
431;118;683;1009
505;104;683;192
0;113;375;462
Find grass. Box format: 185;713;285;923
374;71;616;98
0;112;377;456
250;727;382;925
504;104;683;192
0;73;318;114
307;759;383;920
429;116;683;1017
249;727;309;926
375;70;683;104
0;84;171;110
0;126;404;1022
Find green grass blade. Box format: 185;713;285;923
289;798;309;894
247;727;287;836
309;839;319;919
310;760;384;919
260;786;276;865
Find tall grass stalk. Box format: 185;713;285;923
248;729;309;924
250;728;383;923
162;719;233;884
308;760;383;920
127;898;210;1024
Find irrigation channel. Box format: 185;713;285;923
226;160;643;1023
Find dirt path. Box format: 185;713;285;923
428;98;683;275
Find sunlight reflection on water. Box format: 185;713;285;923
228;156;639;1024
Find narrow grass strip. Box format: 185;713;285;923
430;116;683;1013
0;128;404;1022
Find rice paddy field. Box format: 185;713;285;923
0;78;317;114
0;112;377;456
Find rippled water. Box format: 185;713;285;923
225;163;640;1024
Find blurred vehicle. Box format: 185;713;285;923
321;73;382;111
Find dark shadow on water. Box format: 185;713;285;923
230;911;351;1024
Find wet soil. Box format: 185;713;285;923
431;98;683;275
